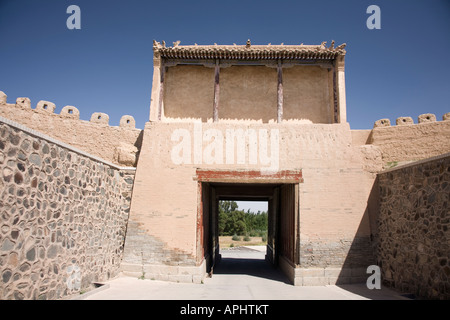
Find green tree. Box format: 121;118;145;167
218;201;268;237
219;200;238;214
218;200;240;235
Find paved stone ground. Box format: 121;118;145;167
81;246;408;300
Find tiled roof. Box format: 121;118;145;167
153;40;346;60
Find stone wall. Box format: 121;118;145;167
376;153;450;299
0;91;143;167
0;117;135;300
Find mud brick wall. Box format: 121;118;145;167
377;153;450;299
370;114;450;166
0;91;142;167
0;117;135;300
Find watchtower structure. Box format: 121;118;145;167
122;41;375;285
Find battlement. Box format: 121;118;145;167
369;111;450;166
0;91;142;167
0;91;136;129
373;112;450;128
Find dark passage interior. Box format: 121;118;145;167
212;246;291;285
198;182;299;283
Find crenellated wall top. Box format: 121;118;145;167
0;91;136;129
374;112;450;128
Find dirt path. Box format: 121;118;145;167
219;236;266;248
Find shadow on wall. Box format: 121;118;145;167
335;177;384;298
133;129;144;165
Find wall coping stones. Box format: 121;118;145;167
0;115;136;172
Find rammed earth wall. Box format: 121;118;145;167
377;153;450;299
0;91;143;167
0;117;135;300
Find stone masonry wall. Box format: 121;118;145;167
0;117;135;300
377;153;450;299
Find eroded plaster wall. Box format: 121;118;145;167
369;116;450;166
220;66;277;122
163;65;215;121
283;65;332;123
0;92;142;167
161;64;333;123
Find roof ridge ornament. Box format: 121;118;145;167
246;39;251;48
329;40;335;49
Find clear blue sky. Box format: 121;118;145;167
236;201;268;214
1;0;449;131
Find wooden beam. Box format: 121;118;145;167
213;60;220;122
196;181;204;265
213;184;277;198
277;60;283;123
333;64;338;123
294;183;300;265
335;56;347;123
195;169;304;184
158;61;165;121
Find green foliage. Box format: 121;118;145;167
386;161;399;169
218;200;268;236
231;234;241;241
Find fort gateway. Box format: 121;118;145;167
0;41;449;299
